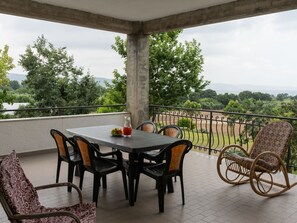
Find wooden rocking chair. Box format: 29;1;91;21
217;121;297;197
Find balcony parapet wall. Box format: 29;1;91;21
0;112;130;156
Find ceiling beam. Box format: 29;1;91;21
0;0;140;34
143;0;297;34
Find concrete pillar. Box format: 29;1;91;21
126;34;149;127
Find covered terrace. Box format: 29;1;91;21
1;0;297;222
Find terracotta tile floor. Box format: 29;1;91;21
2;148;297;223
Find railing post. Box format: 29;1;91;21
151;106;156;122
208;111;213;155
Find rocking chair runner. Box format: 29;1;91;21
217;121;297;197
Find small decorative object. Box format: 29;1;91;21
111;128;123;137
123;116;132;137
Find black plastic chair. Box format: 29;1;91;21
143;125;183;162
135;140;192;212
73;135;128;206
136;121;157;133
50;129;81;192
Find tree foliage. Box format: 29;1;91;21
239;90;272;102
0;45;15;109
19;36;103;114
199;89;217;99
0;45;14;87
102;30;208;106
10;80;21;90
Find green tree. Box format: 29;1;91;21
10;80;21;90
0;45;15;109
183;100;201;116
200;89;217;99
102;30;208;106
188;92;200;102
19;36;103;115
238;90;253;101
252;92;272;101
0;45;14;87
276;93;290;101
217;93;238;107
224;100;245;113
97;71;126;113
200;98;224;110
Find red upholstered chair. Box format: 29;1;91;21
0;151;96;223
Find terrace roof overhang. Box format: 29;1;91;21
1;0;297;126
0;0;297;35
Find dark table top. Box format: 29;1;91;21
66;125;179;153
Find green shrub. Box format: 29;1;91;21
177;118;195;130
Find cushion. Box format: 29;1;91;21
0;151;96;223
0;151;41;214
22;203;96;223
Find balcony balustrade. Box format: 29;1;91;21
1;105;297;222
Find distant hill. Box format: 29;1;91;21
7;73;296;95
95;77;112;86
208;83;297;96
7;73;26;83
7;73;112;87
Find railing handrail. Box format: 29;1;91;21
150;104;297;172
149;104;297;121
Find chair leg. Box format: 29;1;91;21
56;158;62;183
102;175;107;189
121;169;128;200
93;174;101;207
134;171;140;202
79;168;85;190
157;179;165;213
180;174;185;205
67;163;75;192
167;178;174;193
74;164;80;177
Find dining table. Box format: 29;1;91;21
66;124;180;206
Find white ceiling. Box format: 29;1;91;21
34;0;236;21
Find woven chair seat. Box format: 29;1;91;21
225;152;279;171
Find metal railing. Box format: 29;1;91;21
150;105;297;171
2;103;297;171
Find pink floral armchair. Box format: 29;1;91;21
0;151;96;223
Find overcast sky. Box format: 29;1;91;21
0;9;297;87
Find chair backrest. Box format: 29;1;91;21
50;129;73;159
158;125;183;139
136;121;157;133
0;151;41;217
163;140;192;174
250;122;293;165
73;136;97;170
